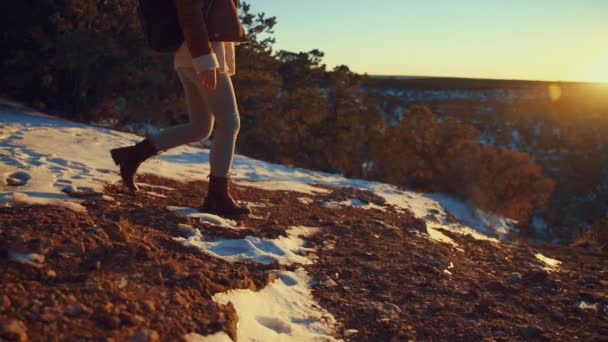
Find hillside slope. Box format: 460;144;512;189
1;104;607;341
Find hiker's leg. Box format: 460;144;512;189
202;71;240;177
148;68;214;151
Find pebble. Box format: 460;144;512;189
519;325;548;340
506;272;522;285
580;275;600;285
64;304;83;317
1;296;11;309
323;279;338;287
1;319;28;342
129;329;160;342
344;329;359;337
522;270;548;284
121;312;146;326
141;300;156;314
40;308;57;322
103;223;128;242
382;302;402;315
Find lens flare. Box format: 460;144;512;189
548;84;561;102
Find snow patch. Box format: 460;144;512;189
137;183;175;191
236;180;330;195
184;332;232;342
212;269;339;341
8;251;45;268
175;226;318;265
428;194;515;239
323;198;386;211
144;191;167;198
426;225;458;247
167;206;239;229
535;253;561;272
10;192;86;213
577;301;598;310
298;197;314;205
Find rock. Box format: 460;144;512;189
382;302;402;315
120;312;146;326
580;275;601;285
506;272;522;285
318;274;331;282
1;319;28;342
266;272;278;284
97;312;121;330
493;330;508;337
543;278;559;290
344;329;359;337
64;305;81;317
40;308;57;322
323;279;338;287
518;325;549;341
46;269;57;279
129;329;159;342
103;223;128;242
522;270;548;285
1;296;12;310
173;293;187;305
8;251;45;268
59;242;86;257
141;300;156;314
65;294;78;303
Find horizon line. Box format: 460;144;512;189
365;74;608;85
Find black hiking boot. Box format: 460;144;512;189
110;139;158;191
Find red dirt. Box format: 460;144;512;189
1;173;607;341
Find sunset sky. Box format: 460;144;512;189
248;0;608;83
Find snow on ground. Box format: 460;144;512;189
168;206;240;229
323;198;387;212
176;224;337;340
534;253;562;272
184;268;339;342
0;103;513;242
1;102;523;340
8;251;45;268
212;269;339;341
428;194;517;240
175;226;319;265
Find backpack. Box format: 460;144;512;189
137;0;214;53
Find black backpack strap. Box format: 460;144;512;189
204;0;214;18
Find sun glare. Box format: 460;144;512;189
583;57;608;83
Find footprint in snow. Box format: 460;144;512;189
4;171;31;186
256;316;292;334
278;273;298;286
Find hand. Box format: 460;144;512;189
197;69;217;90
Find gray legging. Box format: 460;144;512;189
149;67;240;177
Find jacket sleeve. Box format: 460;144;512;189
173;0;219;73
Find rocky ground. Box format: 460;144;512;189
1;174;607;341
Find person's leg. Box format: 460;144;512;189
201;72;241;177
148;68;214;151
110;67;214;191
191;70;249;216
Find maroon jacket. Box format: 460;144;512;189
173;0;246;58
